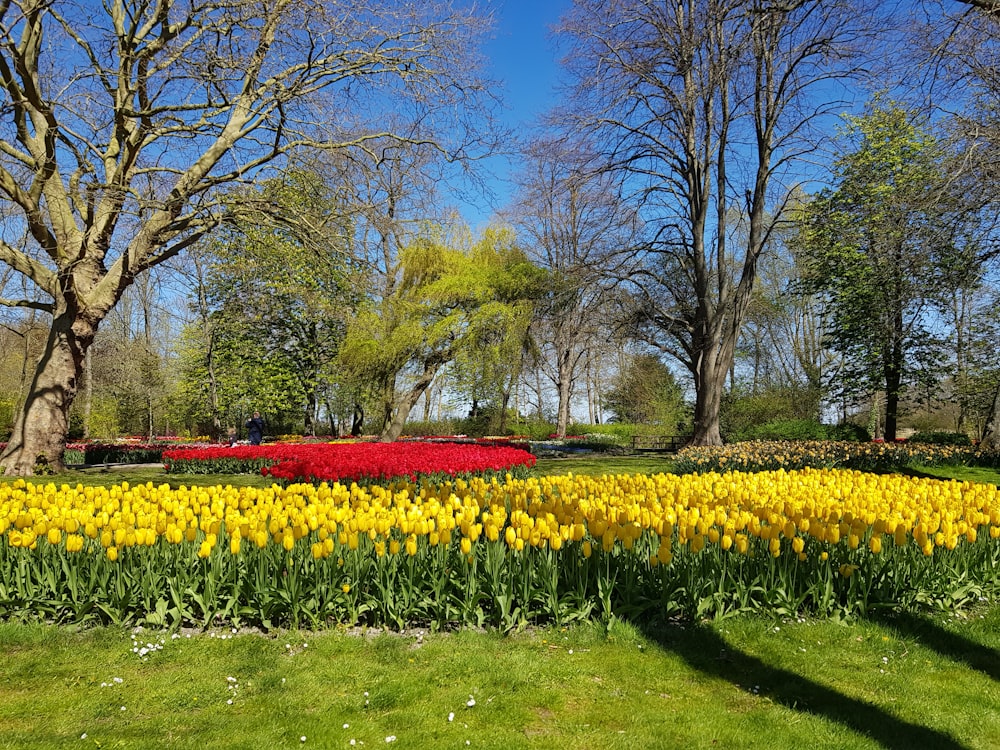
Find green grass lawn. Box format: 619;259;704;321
4;455;1000;748
1;606;998;749
908;463;1000;486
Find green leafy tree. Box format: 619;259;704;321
799;103;963;440
339;225;543;441
603;353;685;429
176;170;354;436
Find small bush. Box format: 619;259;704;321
566;423;636;443
735;419;868;443
740;419;829;442
908;431;972;446
825;422;870;442
506;417;558;441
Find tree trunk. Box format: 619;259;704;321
304;390;317;437
83;349;92;440
498;388;511;435
555;345;574;438
0;310;94;475
380;358;443;442
979;380;1000;451
883;308;905;442
691;353;725;446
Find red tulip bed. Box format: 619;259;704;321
162;441;538;485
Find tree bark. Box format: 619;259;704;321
979;380;1000;451
0;309;95;475
691;347;725;446
351;404;365;437
555;343;576;438
379;359;442;442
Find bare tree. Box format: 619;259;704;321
557;0;875;445
513;137;639;437
0;0;497;474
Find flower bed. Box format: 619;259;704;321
64;442;179;465
0;441;205;466
2;467;999;629
162;441;537;484
673;439;998;474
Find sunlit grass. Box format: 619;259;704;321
908;463;1000;486
1;607;998;749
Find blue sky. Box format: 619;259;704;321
487;0;569;125
454;0;572;228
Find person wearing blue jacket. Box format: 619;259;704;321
246;411;264;445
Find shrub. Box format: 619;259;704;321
740;419;831;442
566;423;636;444
825;422;870;442
736;419;868;443
909;430;972;446
402;419;465;438
505;417;558;441
720;384;824;441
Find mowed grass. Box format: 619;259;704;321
2;607;999;749
4;454;1000;748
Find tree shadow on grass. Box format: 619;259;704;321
867;609;1000;683
637;620;967;750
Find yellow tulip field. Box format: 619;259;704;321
2;466;999;629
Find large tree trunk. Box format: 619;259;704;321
691;349;725;446
882;307;905;442
0;310;94;475
379;359;442;442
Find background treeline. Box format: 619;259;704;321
2;1;1000;448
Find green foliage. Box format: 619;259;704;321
339;225;543;438
81;396;121;441
796;101;970;430
603;353;686;428
400;419;465;437
909;431;972;446
826;422;871;442
506;416;558;441
173;168;355;437
738;419;868;443
721;383;823;441
0;396;14;441
566;423;637;442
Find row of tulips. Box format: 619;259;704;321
2;467;999;629
673;440;999;474
0;441;201;466
162;442;537;485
